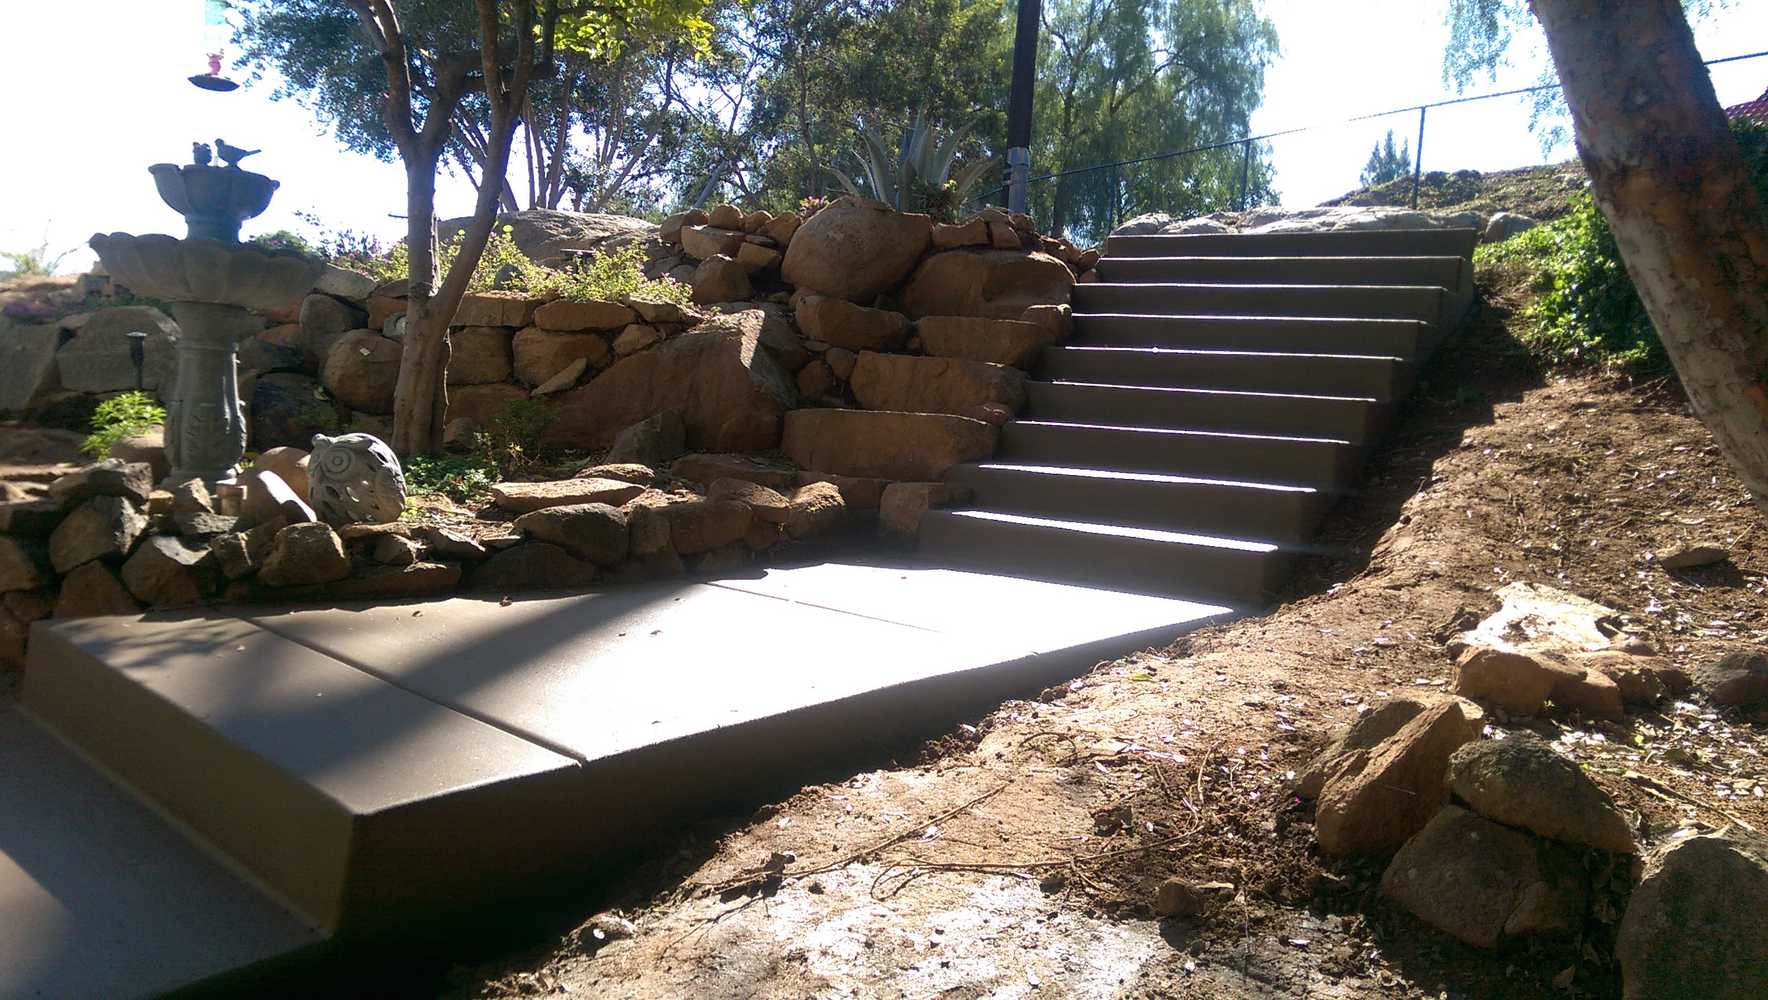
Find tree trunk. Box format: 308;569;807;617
1533;0;1768;515
391;150;452;455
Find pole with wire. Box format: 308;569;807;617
1004;0;1041;214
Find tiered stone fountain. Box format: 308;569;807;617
89;147;319;486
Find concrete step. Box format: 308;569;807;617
998;419;1365;490
1104;228;1479;260
1038;344;1411;401
1025;381;1388;444
944;462;1333;545
917;509;1291;607
1070;313;1429;360
1097;254;1467;291
22;615;591;937
1072;282;1447;324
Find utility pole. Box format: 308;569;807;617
1004;0;1041;214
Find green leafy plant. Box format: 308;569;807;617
2;239;74;278
81;391;166;459
1474;117;1768;377
531;243;693;305
474;397;555;477
402;453;497;503
831;111;997;219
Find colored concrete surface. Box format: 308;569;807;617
0;708;321;1000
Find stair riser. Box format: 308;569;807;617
1097;256;1465;290
1074;283;1444;323
1071;315;1426;360
917;512;1288;607
1038;347;1409;400
945;465;1332;544
1105;229;1480;260
999;423;1364;490
1025;382;1387;444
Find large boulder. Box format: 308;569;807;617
444;382;529;428
781;196;931;303
1691;648;1768;708
513;503;630;566
321;330;402;414
849;352;1025;418
901;250;1073;320
488;478;646;515
446;326;515;385
439;210;655;264
1380;806;1587;948
604;410;686;467
690;255;752;304
1296;698;1429;799
793;296;911;352
0;323;65;416
1314;697;1484;856
512;326;610;386
680;225;746;262
257;522;350;587
250;373;347;451
298;294;366;370
53;560;139;618
54;305;178;394
782;409;997;481
1446;734;1635;853
916;315;1059;369
1617;830;1768;1000
49;495;147;573
121;535;218;607
542;310;796;452
469;542;598;591
533;299;637;332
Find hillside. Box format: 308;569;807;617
1324;162;1589;221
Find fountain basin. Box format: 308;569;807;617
148;163;278;243
89;232;320;314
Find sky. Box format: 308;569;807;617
2;0;1766;272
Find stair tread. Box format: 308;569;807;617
1014;418;1353;446
972;461;1321;494
1043;379;1379;404
1050;345;1406;363
940;509;1280;552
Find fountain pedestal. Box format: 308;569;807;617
162;302;259;484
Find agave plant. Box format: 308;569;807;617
832;111;998;218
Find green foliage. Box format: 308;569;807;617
81;391;166;459
403;453;497;503
530;243;694;305
2;239;74;277
473;397;555;476
830;113;997;218
1474;119;1768;377
247;229;318;256
1360;130;1412;188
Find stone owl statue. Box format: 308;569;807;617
307;433;407;526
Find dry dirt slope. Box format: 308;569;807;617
442;273;1767;999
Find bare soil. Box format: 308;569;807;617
444;269;1768;999
1324;163;1589;222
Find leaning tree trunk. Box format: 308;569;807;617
1533;0;1768;516
390;151;453;455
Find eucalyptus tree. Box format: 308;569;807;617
1032;0;1278;239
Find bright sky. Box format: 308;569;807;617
2;1;1765;272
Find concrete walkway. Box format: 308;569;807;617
3;560;1227;998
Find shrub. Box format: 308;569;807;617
402;453;496;503
81;390;166;459
474;397;553;476
1474;118;1768;377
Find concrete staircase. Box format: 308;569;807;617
920;226;1479;607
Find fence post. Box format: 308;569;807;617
1107;161;1119;229
1004;0;1042;214
1411;106;1427;209
1238;140;1253;211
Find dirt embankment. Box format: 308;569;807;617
1324;163;1589;222
445;272;1765;999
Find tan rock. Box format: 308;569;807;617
452;293;540;328
624;296;700;325
669;453;800;492
49;495;146;572
656;499;753;555
1314;697;1485;856
574;462;658;486
532;356;590;396
1296;698;1430;799
783;409;997;480
1570;650;1690;705
740;208;774;233
254;446;311;500
47;459;154;506
1447;733;1636;853
796;359;836;398
613;323;662;356
321;330;401;414
542;313;797;453
824;347;858;380
512;326;611;386
533;299;637;332
258;522;351;587
1019;303;1073;342
735;241;783;275
0;499;66;538
988;222;1022;250
691;255;753;305
238;469;317;529
513;502;630;566
781;196;932;302
489;478;647;514
1453;646;1561;716
850;352;1025;418
799;473;890;510
469;542;597;591
121;535;217;606
708;204;744;229
901;249;1073;319
53;560;140;618
680;225;747;261
445;382;530;429
786;481;845;540
659;209;708;243
709;477;791;523
446;326;515;385
794;296;911;352
0;535;51;591
932;219;990;248
329;561;462;599
761;212;801;246
878;482;971;539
